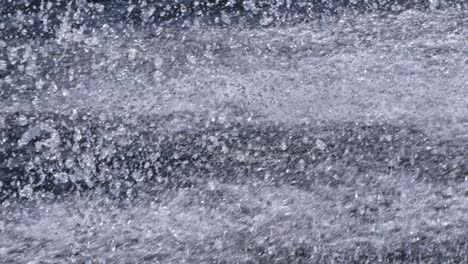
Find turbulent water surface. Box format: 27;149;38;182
0;0;467;263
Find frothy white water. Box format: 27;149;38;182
2;10;466;138
1;176;467;263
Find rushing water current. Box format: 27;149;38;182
0;1;467;263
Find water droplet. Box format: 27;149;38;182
17;115;29;126
0;60;6;71
153;56;164;68
186;54;197;64
280;141;287;151
316;139;327;150
131;171;144;182
19;185;33;198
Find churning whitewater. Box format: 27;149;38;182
0;0;467;263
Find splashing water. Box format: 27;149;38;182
0;1;467;263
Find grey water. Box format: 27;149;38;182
0;0;467;263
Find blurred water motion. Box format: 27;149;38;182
0;1;467;263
